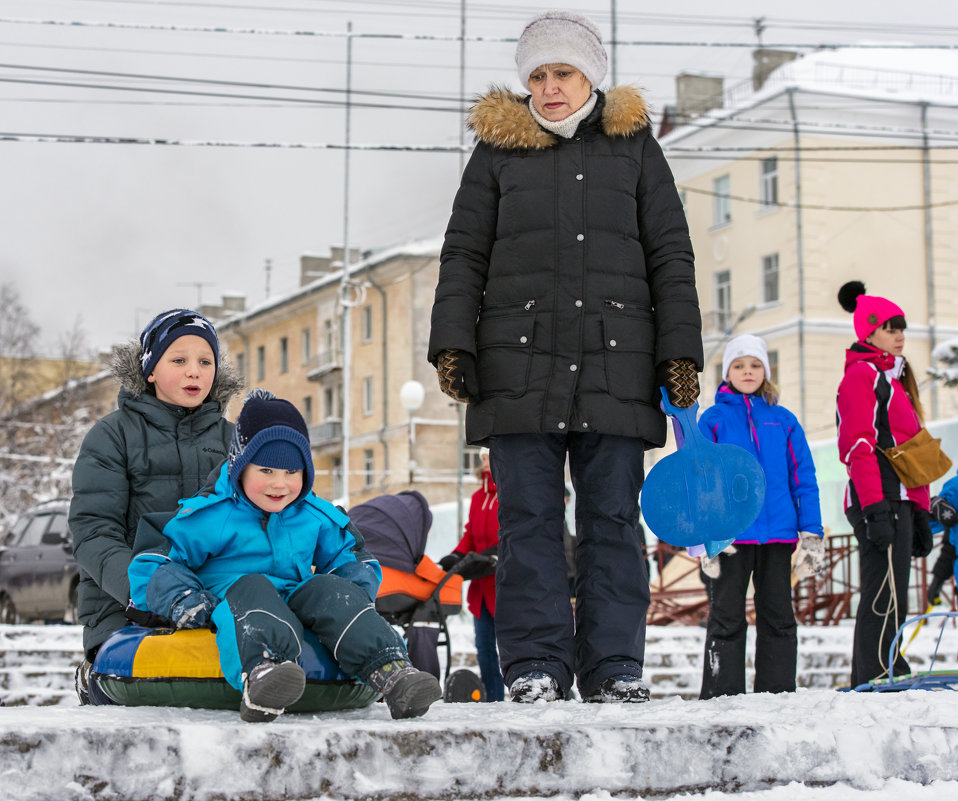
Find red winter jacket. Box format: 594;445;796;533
837;343;930;513
453;469;499;618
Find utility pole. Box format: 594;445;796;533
340;21;354;508
177;281;213;309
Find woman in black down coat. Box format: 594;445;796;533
428;10;703;703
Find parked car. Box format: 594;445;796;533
0;499;78;624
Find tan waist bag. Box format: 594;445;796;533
881;428;952;488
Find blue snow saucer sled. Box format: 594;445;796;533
845;611;958;692
91;625;380;711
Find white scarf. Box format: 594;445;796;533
529;91;598;139
884;355;905;382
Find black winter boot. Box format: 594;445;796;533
366;660;441;719
240;660;306;722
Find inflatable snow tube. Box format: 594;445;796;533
91;625;380;711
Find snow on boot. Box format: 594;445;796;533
240;660;306;723
367;660;441;719
509;671;563;703
74;659;92;706
583;674;650;703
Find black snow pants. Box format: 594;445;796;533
700;542;797;698
490;432;649;699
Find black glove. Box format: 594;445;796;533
480;545;498;558
436;349;479;403
659;358;700;408
452;551;498;581
928;574;946;605
438;552;464;571
930;495;958;529
125;600;172;629
913;508;934;558
862;504;895;550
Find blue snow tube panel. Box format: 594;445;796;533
91;625;379;711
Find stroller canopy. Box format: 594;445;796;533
349;490;433;573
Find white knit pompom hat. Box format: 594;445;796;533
722;334;771;381
515;10;608;90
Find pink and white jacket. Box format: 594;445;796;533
836;343;930;513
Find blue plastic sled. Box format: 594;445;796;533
845;611;958;692
641;388;766;557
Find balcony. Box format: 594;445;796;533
305;348;342;381
309;419;342;447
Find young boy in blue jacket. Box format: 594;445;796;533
927;473;958;604
129;389;441;722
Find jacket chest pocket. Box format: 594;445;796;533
602;309;655;402
476;310;536;399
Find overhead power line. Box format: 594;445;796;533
678;184;958;212
3;16;958;49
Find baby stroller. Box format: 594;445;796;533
349;490;463;685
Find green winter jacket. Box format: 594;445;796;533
69;341;242;658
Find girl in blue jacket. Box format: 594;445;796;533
697;334;825;698
128;390;441;722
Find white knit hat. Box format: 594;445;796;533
722;334;771;381
515;10;608;90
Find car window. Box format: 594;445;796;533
41;513;69;545
18;514;52;547
3;514;29;546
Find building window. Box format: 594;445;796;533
761;157;778;207
362;376;373;415
363;449;375;488
361;305;373;343
302;395;313;424
462;448;484;477
762;253;780;304
323;319;334;351
301;328;311;365
324;387;334;419
714;270;731;332
713;174;731;226
256;345;265;381
235;352;245;379
279;337;289;374
768;349;779;385
332;457;343;499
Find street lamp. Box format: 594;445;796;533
399;380;425;486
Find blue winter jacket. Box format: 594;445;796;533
128;462;382;618
929;473;958;583
698;385;824;545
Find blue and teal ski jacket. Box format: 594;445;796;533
128;462;382;618
698;384;824;545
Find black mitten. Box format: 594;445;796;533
913;508;933;558
436;349;479;403
930;495;958;529
438;552;464;571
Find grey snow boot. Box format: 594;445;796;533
583;674;651;703
240;660;306;722
366;660;442;719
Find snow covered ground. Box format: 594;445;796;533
2;615;958;801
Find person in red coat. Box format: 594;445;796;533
439;449;503;701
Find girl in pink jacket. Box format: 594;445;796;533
837;281;933;688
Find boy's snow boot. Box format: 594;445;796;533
509;670;563;703
366;660;441;719
583;674;650;703
74;659;92;706
240;660;306;723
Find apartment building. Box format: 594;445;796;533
213;243;477;509
660;47;958;439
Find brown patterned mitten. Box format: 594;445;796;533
435;349;479;403
662;358;700;408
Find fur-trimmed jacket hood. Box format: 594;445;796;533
468;86;650;150
110;339;243;408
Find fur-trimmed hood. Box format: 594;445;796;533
110;339;244;408
468;85;649;150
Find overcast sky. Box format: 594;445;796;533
1;0;955;356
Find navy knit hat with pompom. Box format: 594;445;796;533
139;309;220;380
228;389;314;502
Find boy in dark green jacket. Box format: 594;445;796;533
69;309;242;704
